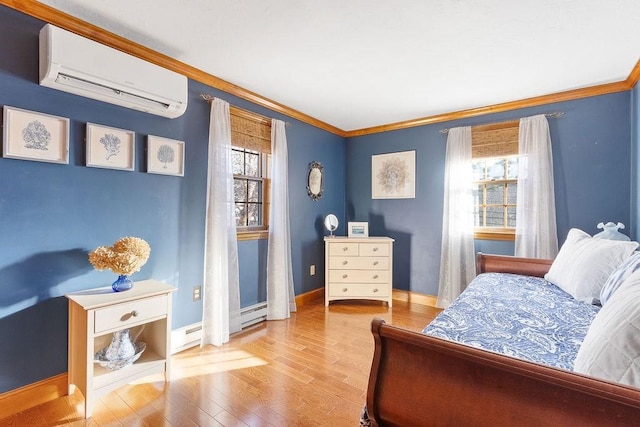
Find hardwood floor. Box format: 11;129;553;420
1;298;440;426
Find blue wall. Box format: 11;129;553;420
0;5;345;393
346;92;632;296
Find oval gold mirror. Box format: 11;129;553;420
307;161;323;201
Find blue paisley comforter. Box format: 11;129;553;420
423;273;600;371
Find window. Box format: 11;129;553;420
473;156;518;227
230;107;271;240
471;121;519;241
233;147;266;228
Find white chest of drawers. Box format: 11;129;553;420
324;236;394;306
66;280;176;418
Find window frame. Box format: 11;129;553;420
471;121;519;241
230;107;271;241
233;147;269;239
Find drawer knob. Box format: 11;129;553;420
373;288;379;293
373;261;379;266
373;274;379;279
342;274;348;279
373;247;379;252
342;288;348;292
131;310;139;317
342;260;348;265
343;246;348;251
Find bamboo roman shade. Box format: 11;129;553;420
230;107;271;154
471;120;519;158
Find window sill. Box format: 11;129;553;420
474;228;515;241
237;230;269;241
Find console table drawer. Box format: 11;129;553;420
94;294;168;334
329;283;390;297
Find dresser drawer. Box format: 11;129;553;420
329;269;390;283
359;243;389;257
94;294;168;334
328;283;390;297
328;242;359;256
329;256;389;270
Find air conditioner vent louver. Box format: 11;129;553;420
56;74;171;110
39;24;187;118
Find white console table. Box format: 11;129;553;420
66;280;176;418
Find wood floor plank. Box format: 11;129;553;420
1;298;439;426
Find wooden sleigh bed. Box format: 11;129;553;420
365;253;640;426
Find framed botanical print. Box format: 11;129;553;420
147;135;184;176
86;123;135;171
2;106;69;164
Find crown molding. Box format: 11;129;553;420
345;80;632;137
3;0;639;139
626;58;640;88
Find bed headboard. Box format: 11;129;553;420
476;252;553;277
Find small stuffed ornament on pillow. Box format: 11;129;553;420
593;222;631;241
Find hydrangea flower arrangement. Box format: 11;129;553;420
88;236;151;276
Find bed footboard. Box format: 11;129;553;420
366;318;640;427
477;252;553;277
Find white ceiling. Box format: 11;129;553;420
37;0;640;131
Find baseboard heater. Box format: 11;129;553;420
171;302;268;353
240;301;268;328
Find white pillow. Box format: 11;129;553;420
574;268;640;387
544;228;638;303
600;252;640;306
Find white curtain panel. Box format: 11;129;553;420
201;98;241;347
266;119;297;320
437;126;476;309
515;115;559;259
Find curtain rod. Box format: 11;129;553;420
200;94;291;127
439;112;565;134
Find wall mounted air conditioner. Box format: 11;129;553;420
39;24;187;118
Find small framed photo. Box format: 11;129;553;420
348;222;369;238
147;135;185;176
86;123;135;171
2;106;69;164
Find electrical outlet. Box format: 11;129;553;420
310;265;315;276
193;286;201;302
